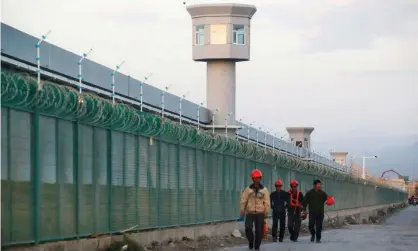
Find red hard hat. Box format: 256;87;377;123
251;169;262;179
290;180;299;186
275;180;283;186
326;196;335;206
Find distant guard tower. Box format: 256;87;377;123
286;127;314;149
330;152;348;165
186;3;257;131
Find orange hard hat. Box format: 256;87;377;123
326;196;335;206
290;180;299;186
275;180;283;186
251;169;262;179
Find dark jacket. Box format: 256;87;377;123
287;190;304;213
270;190;289;213
303;189;328;214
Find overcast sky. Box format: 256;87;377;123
2;0;418;154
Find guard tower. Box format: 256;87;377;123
186;3;257;130
286;127;314;149
330;152;348;165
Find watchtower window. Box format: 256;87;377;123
195;25;205;45
233;25;245;45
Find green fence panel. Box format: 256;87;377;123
39;115;58;240
93;127;110;234
1;109;34;244
137;135;149;229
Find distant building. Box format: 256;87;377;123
406;181;418;196
384;178;406;191
350;161;371;179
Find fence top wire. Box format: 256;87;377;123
0;67;405;192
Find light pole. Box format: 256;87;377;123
264;129;269;149
197;102;204;131
35;30;51;90
111;61;125;105
179;91;190;124
140;73;153;112
256;126;263;146
272;133;277;151
161;84;172;118
247;121;254;142
281;136;287;155
296;142;302;157
236;118;244;140
225;112;233;138
78;48;93;94
362;156;377;179
212;108;219;133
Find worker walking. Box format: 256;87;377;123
270;180;289;242
303;179;329;243
240;169;270;250
287;180;304;242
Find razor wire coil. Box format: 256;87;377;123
0;67;402;190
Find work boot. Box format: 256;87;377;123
311;235;315;243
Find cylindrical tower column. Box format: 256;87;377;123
207;60;236;125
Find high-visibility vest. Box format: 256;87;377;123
289;190;300;208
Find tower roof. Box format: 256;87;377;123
330;152;348;156
186;3;257;18
285;127;315;134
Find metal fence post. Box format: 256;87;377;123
107;130;113;233
73;121;80;239
195;148;198;224
233;157;237;218
122;133;127;229
55;119;61;235
157;139;161;227
32;111;40;244
222;155;226;219
135;135;140;226
6;108;12;243
177;142;181;225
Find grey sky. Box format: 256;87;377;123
2;0;418;155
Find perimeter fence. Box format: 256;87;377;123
0;67;407;247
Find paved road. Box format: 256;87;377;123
228;206;418;251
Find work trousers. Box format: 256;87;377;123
271;211;286;239
309;212;324;241
287;209;302;240
245;213;265;249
